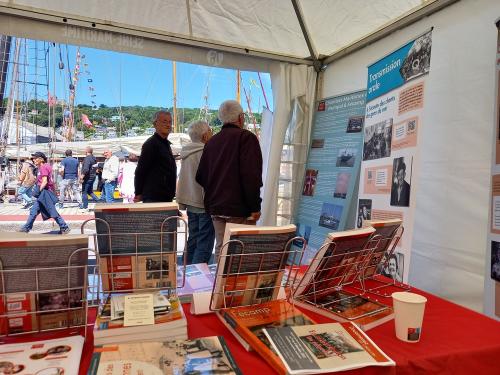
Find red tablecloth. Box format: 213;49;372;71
3;287;500;375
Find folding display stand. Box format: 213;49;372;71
0;247;97;340
293;225;408;322
349;225;409;297
208;236;306;312
81;216;187;302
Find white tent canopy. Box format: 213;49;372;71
0;0;453;68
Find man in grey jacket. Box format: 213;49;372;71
177;120;214;264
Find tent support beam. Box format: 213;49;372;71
0;5;314;66
291;0;322;72
322;0;459;65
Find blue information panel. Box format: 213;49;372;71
366;31;432;102
294;91;366;263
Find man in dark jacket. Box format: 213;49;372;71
196;100;262;262
134;111;177;203
80;146;99;211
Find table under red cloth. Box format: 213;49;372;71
3;286;500;375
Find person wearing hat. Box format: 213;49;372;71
18;152;70;234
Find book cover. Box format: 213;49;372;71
294;227;375;299
212;224;296;309
177;263;215;303
99;253;176;292
88;336;242;375
293;290;394;331
363;219;402;279
0;335;84;375
264;322;395;374
221;299;315;375
94;202;179;255
94;296;185;337
0;234;88;294
0;293;37;335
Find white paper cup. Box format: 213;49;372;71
392;292;427;343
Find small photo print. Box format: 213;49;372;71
363;119;393;161
346;116;364;133
318;202;343;230
294;223;312;246
390;156;412;207
336;148;357;167
39;290;82;311
380;252;404;282
145;257;169;280
333;172;351;199
356;199;372;228
400;31;432;82
302;169;318;196
311;139;325;148
491;241;500;282
300;332;362;359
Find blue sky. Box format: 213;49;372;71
6;39;273;112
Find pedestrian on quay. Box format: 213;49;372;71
58;149;83;209
18;152;70;234
80;146;99;211
17;157;37;209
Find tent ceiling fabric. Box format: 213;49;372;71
301;0;423;57
1;0;428;60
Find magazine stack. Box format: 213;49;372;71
90;202;188;345
93;293;187;345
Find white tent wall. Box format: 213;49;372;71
260;62;316;226
321;0;500;314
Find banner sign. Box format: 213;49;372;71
357;31;432;282
294;90;366;263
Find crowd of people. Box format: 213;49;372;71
15;100;263;265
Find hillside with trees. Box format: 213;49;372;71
1;98;263;138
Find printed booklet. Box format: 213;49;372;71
264;322;395;374
88;336;242;375
0;335;84;374
212;224;297;309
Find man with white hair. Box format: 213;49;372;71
177;120;215;264
102;149;119;203
134;111;177;202
196;100;263;262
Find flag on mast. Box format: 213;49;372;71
81;113;93;128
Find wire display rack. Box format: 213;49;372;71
0;246;97;340
292;225;407;322
210;235;306;311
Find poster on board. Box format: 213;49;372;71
357;30;433;282
294;91;366;263
485;22;500;320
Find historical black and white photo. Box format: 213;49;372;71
363;119;392;161
390;156;412;207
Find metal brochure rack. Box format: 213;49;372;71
293;225;407;321
209;235;306;311
349;225;409;297
0;247;97;340
81;215;187;302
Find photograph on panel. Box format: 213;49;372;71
390;156;412;207
363;119;393;161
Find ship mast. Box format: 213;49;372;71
0;38;20;159
172;61;177;133
236;70;241;103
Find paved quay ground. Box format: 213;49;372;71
0;201;95;233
